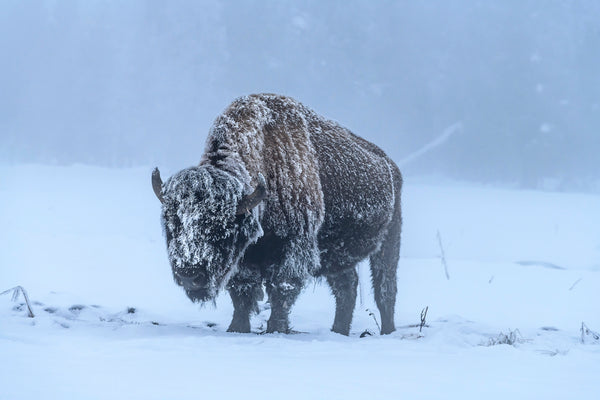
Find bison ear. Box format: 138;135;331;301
236;173;267;215
152;167;165;203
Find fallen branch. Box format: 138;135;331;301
398;122;463;167
1;286;35;317
437;230;450;280
569;278;582;291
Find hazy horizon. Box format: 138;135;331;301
2;0;599;191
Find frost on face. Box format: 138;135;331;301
160;166;262;300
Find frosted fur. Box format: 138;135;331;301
161;166;262;300
158;93;402;334
201;94;325;281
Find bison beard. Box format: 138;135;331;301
153;94;402;335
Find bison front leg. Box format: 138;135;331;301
226;269;263;333
265;277;303;334
264;237;318;333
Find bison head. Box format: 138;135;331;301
152;166;266;303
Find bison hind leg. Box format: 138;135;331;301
370;262;397;335
326;267;359;336
370;222;401;335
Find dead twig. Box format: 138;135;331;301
1;286;35;318
396;306;431;331
420;306;429;333
366;308;381;333
483;329;528;347
581;322;600;344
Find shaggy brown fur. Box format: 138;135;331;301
156;93;402;335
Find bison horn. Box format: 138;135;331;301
152;167;165;203
236;173;267;215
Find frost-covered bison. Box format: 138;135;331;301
152;94;402;335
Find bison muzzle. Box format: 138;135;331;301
153;94;402;335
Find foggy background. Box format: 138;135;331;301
2;0;599;191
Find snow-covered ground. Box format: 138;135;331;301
1;165;599;399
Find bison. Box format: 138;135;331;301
152;94;402;335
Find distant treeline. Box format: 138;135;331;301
1;1;598;191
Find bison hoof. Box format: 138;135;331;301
331;325;350;336
380;326;396;335
266;318;290;334
331;323;350;336
227;320;251;333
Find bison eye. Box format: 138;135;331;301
165;212;182;237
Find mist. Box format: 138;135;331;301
2;0;599;191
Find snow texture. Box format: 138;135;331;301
1;165;600;399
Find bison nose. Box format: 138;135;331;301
175;270;207;290
179;274;201;288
